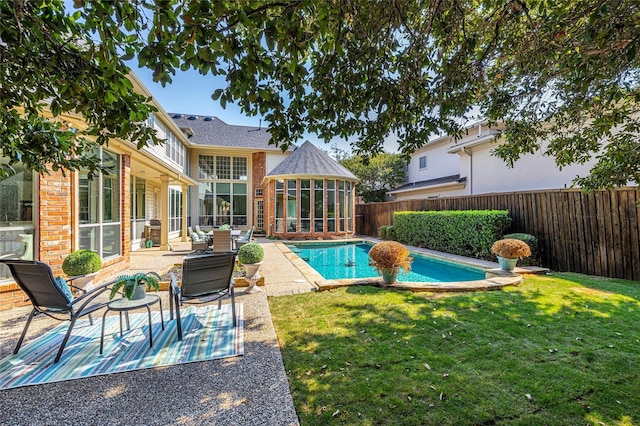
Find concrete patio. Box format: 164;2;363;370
0;238;313;426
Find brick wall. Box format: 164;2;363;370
252;152;266;230
39;169;73;274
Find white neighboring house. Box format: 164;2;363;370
389;121;603;200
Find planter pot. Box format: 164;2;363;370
380;268;399;284
68;272;99;291
497;256;518;272
130;285;147;300
242;262;263;294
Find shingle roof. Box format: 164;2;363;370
267;141;357;180
390;174;466;192
170;114;285;150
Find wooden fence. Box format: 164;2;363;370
355;188;640;281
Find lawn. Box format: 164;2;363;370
269;273;640;425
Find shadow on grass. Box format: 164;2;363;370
270;274;640;425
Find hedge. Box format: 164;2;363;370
393;210;511;259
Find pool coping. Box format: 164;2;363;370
275;238;548;293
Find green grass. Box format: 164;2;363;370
269;273;640;425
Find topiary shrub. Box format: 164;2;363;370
503;233;540;266
62;250;102;276
238;242;264;264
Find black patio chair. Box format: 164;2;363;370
0;260;111;363
169;252;237;339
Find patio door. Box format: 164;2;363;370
254;199;263;231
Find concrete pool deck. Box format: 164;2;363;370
277;238;549;292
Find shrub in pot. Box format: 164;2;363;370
368;241;413;284
237;242;264;293
491;239;531;272
238;242;264;265
503;233;539;266
62;250;102;277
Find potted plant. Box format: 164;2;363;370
109;272;161;300
491;238;532;272
237;242;264;293
368;241;413;284
62;249;102;289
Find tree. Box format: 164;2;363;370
0;0;160;177
1;0;638;190
339;153;406;202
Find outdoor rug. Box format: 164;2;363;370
0;303;243;390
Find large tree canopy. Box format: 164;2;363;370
339;152;407;203
1;0;638;190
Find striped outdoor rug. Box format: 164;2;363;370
0;303;243;390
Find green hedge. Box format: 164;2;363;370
393;210;511;259
503;233;540;266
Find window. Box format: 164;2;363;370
419;155;427;170
300;179;311;233
232;183;247;226
233;157;247;180
274;180;284;232
286;180;297;232
197;155;249;227
339;181;345;231
255;188;263;197
158;121;184;167
130;177;146;241
314;179;324;232
169;187;182;232
216;183;231;226
0;158;36;281
326;180;336;232
79;149;121;259
216;156;230;180
198;155;215;179
347;181;353;231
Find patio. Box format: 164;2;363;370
0;239;312;425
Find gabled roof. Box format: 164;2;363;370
170;114;286;151
266;141;357;180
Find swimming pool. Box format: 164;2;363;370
286;242;485;283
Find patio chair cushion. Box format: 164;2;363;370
54;277;74;303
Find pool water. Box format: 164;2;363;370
288;242;485;282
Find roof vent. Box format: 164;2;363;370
172;114;183;118
187;115;197;120
203;117;213;122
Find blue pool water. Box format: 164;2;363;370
287;242;485;282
